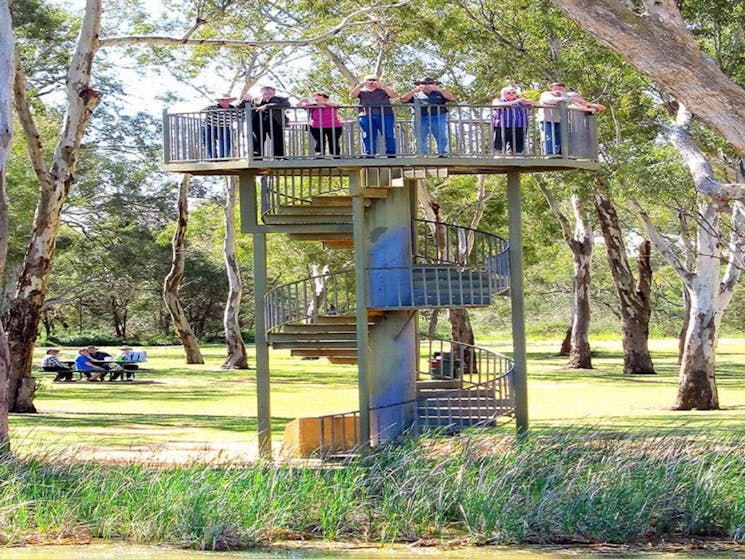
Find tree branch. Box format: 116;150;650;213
99;1;412;49
630;197;693;285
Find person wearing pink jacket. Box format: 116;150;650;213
298;92;344;157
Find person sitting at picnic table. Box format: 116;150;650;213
40;348;73;382
90;347;128;381
75;346;107;381
114;346;138;381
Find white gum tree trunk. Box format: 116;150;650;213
163;175;205;364
634;107;745;410
7;0;102;412
539;183;594;369
222;177;248;369
551;0;745;154
0;0;14;447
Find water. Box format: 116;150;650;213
0;543;741;558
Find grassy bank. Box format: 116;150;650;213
3;338;745;548
1;429;745;549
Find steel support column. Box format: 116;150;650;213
507;171;528;434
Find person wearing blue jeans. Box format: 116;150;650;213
400;77;456;156
202;93;237;159
350;75;398;156
538;82;604;156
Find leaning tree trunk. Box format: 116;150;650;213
551;0;745;154
592;180;655;374
0;0;14;447
163;175;204;364
621;240;654;373
222;177;248;369
449;308;475;372
8;0;102;412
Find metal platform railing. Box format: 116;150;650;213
163;103;598;165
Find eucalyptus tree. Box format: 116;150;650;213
547;0;745;408
7;0;414;413
0;0;14;448
551;0;745;154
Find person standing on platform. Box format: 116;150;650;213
400;77;456;156
491;86;538;155
201;93;237;159
537;82;604;156
298;92;344;157
350;74;398;157
241;85;291;158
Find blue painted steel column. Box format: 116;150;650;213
351;170;371;450
365;170;417;444
507;171;528;434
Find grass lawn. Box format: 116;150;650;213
9;337;745;460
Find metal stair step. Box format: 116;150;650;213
263;214;352;225
281;323;357;334
291;348;357;357
288;232;353;241
271;340;358;350
269;331;357;342
328;357;358;365
274;205;353;216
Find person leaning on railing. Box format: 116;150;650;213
350;74;398;157
400;77;456;157
537;82;605;156
297;92;344;157
201;93;238;159
491;86;538;155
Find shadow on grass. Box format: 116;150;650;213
11;412;297;438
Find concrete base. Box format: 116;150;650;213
282;416;360;458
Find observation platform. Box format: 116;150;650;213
162;103;600;176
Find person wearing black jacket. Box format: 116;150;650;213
239;86;291;157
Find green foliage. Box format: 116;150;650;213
46;330;125;348
1;430;745;547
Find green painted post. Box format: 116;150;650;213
239;172;257;233
507;171;528;435
254;230;271;458
351;170;371;451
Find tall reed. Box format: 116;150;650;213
1;429;744;549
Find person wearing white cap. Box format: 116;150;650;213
238;86;291;158
201;93;238;159
114;346;138;381
491;86;538;155
40;348;73;382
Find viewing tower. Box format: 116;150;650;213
163;102;599;458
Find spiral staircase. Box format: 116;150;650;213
261;168;516;457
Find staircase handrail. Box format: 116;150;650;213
261;169;350;218
267;220;511;331
309;338;515;457
414;218;510;294
266;269;357;333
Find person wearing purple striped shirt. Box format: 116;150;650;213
492;86;538;155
